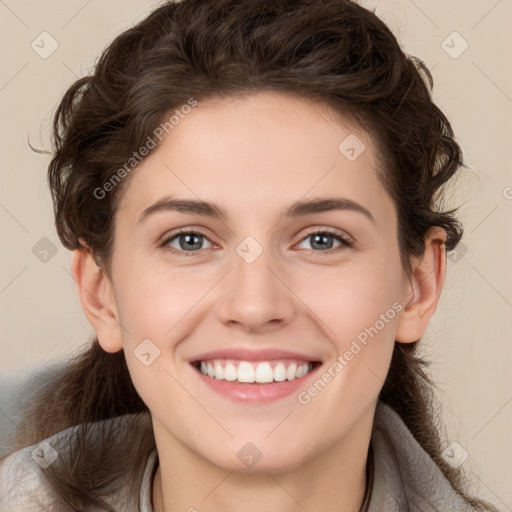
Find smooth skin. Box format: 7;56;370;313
72;92;446;512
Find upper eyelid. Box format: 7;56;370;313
162;227;352;250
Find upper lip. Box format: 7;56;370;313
189;347;322;363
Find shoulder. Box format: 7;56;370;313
0;413;150;511
0;426;75;510
369;402;475;512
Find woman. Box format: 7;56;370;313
0;0;500;510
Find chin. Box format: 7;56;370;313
201;442;312;474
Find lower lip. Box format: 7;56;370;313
192;364;321;403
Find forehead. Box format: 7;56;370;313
117;91;392;224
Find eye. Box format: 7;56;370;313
162;230;213;256
160;227;352;257
296;228;352;252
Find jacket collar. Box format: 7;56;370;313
140;402;473;511
367;402;472;511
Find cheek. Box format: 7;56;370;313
113;261;201;340
294;264;402;418
292;253;403;400
294;257;403;344
114;266;201;414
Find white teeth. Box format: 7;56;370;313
286;363;297;381
273;363;287;382
223;363;237;381
237;362;255;383
197;359;314;383
214;362;224;379
255;362;274;383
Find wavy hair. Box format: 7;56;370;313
3;0;497;510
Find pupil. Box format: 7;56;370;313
312;234;333;250
181;234;202;250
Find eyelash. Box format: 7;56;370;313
160;227;353;257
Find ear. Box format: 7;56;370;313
71;247;124;353
395;226;447;343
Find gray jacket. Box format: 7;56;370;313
0;402;484;511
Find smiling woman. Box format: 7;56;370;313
0;0;501;511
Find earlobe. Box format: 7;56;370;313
71;248;124;353
395;227;447;343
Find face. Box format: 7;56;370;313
107;91;410;472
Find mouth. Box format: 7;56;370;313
188;348;323;402
191;358;322;384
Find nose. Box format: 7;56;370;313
216;244;296;334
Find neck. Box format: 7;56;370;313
151;407;374;512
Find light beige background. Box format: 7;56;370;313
1;0;511;507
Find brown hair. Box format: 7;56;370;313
5;0;497;510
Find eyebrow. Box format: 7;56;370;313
138;196;375;224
